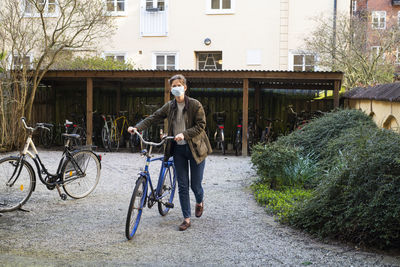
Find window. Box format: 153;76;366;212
352;0;357;15
24;0;58;17
103;52;126;63
106;0;125;15
371;46;381;56
140;0;168;36
10;54;32;69
289;53;315;71
372;11;386;29
153;53;177;70
398;11;400;27
206;0;235;14
146;0;165;11
196;52;222;70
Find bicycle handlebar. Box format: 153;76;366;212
21;117;52;132
132;128;174;147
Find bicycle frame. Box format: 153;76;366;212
19;133;85;189
139;155;175;206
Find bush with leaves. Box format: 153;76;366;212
277;109;377;162
288;126;400;249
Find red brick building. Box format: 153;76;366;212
352;0;400;70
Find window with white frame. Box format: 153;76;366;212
196;52;222;70
372;11;386;29
289;53;315;71
153;53;177;70
206;0;235;14
10;54;33;69
140;0;168;36
146;0;165;11
106;0;125;14
398;11;400;28
103;52;126;62
371;46;380;57
23;0;58;17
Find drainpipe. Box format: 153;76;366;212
332;0;337;67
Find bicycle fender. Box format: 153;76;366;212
5;156;37;192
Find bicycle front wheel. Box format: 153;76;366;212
126;176;147;240
61;150;101;199
0;157;35;212
158;165;176;216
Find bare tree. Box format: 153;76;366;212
304;12;400;89
0;0;115;151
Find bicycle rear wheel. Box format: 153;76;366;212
158;165;176;216
101;127;111;151
61;150;101;199
0;157;35;212
110;126;120;152
126;176;147;240
41;127;53;148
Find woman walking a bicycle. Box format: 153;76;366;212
128;74;212;231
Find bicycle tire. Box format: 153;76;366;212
41;128;53;148
158;165;176;216
61;150;101;199
235;130;242;156
101;127;111;151
126;176;147;240
110;126;120;152
0;157;35;212
72;126;86;147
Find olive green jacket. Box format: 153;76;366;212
135;96;212;164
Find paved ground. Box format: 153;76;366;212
1;149;400;266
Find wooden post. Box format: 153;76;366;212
116;83;121;115
164;78;170;133
86;78;93;145
242;78;249;157
255;86;261;130
334;80;340;108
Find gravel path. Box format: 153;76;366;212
1;149;400;266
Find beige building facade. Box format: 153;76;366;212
344;84;400;133
101;0;351;71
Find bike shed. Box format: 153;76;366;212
40;70;343;156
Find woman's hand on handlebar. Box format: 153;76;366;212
174;133;184;141
127;126;137;134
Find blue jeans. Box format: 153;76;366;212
173;144;205;219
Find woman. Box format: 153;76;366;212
128;74;212;231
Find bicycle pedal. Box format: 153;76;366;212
165;202;174;208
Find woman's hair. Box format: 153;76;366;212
168;74;187;86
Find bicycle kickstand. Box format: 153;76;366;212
55;184;67;201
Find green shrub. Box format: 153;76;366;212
288;126;400;249
252;183;313;223
251;143;300;189
277;109;377;162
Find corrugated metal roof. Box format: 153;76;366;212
344;83;400;102
48;68;343;73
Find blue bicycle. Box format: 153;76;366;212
125;129;177;240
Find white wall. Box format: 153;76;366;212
99;0;351;70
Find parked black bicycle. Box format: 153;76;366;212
0;118;102;213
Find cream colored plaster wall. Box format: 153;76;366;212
287;0;350;67
347;99;400;131
99;0;350;70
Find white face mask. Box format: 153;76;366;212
171;86;185;97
